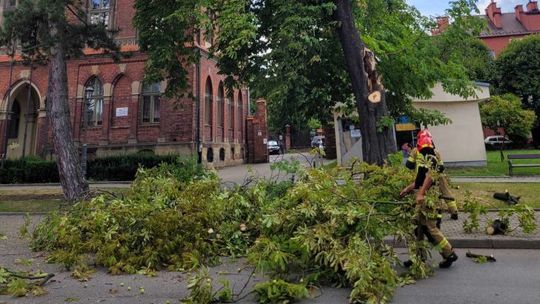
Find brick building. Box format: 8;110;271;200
481;0;540;57
0;0;250;167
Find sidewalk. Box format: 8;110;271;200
451;176;540;183
388;211;540;249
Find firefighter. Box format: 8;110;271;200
401;130;458;268
405;131;459;222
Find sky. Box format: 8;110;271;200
406;0;527;17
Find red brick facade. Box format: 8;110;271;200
480;1;540;56
0;0;250;167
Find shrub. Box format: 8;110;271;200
0;154;202;183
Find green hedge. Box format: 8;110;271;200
0;154;193;184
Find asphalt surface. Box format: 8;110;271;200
2;215;540;303
393;248;540;304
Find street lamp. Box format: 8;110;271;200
81;85;94;177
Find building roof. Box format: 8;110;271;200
480;13;540;37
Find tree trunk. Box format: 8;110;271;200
334;0;396;165
47;24;89;202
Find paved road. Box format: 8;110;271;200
393;248;540;304
2;215;540;304
217;152;323;186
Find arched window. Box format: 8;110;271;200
89;0;111;27
228;91;234;139
204;78;213;126
217;82;224;132
142;82;161;123
84;77;104;126
238;91;243;137
7;100;20;139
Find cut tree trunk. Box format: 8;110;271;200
46;24;89;202
334;0;396;165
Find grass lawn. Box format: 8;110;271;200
448;149;540;177
0;200;62;212
454;182;540;209
0;187;130;213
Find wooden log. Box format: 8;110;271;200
368;91;381;103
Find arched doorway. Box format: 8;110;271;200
3;82;41;159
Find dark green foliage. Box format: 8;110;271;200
0;155;204;183
0;0;118;62
493;35;540;109
0;157;59;184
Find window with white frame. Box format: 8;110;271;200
142;82;161;124
89;0;111;27
84;77;104;126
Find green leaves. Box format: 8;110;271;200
480;94;536;141
253;279;309;304
0;0;119;62
493;35;540;109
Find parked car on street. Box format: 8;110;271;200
267;140;281;155
484;135;512;149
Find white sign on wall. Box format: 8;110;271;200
116;107;128;117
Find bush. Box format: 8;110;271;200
0;154;201;184
0;157;59;184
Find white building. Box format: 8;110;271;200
412;83;490;167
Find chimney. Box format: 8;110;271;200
527;1;539;12
431;16;450;35
515;5;524;23
486;1;503;28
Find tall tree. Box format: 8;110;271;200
492;35;540;146
134;0;483;165
480;94;535;159
0;0;118;201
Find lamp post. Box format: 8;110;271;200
81;85;94;177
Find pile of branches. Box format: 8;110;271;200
29;159;453;303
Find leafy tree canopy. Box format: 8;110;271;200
134;0;489;131
0;0;118;62
493;34;540;112
480;94;536;140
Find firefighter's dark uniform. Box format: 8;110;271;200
406;148;458;219
409;148;456;265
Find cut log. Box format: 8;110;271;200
368;91;381;103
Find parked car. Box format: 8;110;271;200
484;135;512;149
267;140;281;155
311;136;325;149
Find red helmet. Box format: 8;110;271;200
417;129;433;150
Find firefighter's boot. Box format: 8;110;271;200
439;252;458;269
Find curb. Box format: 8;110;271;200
386;237;540;250
0;181;132;188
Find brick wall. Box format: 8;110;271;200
246;99;269;164
0;0;249;166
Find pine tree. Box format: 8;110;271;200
0;0;118;201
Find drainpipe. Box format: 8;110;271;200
195;50;202;164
